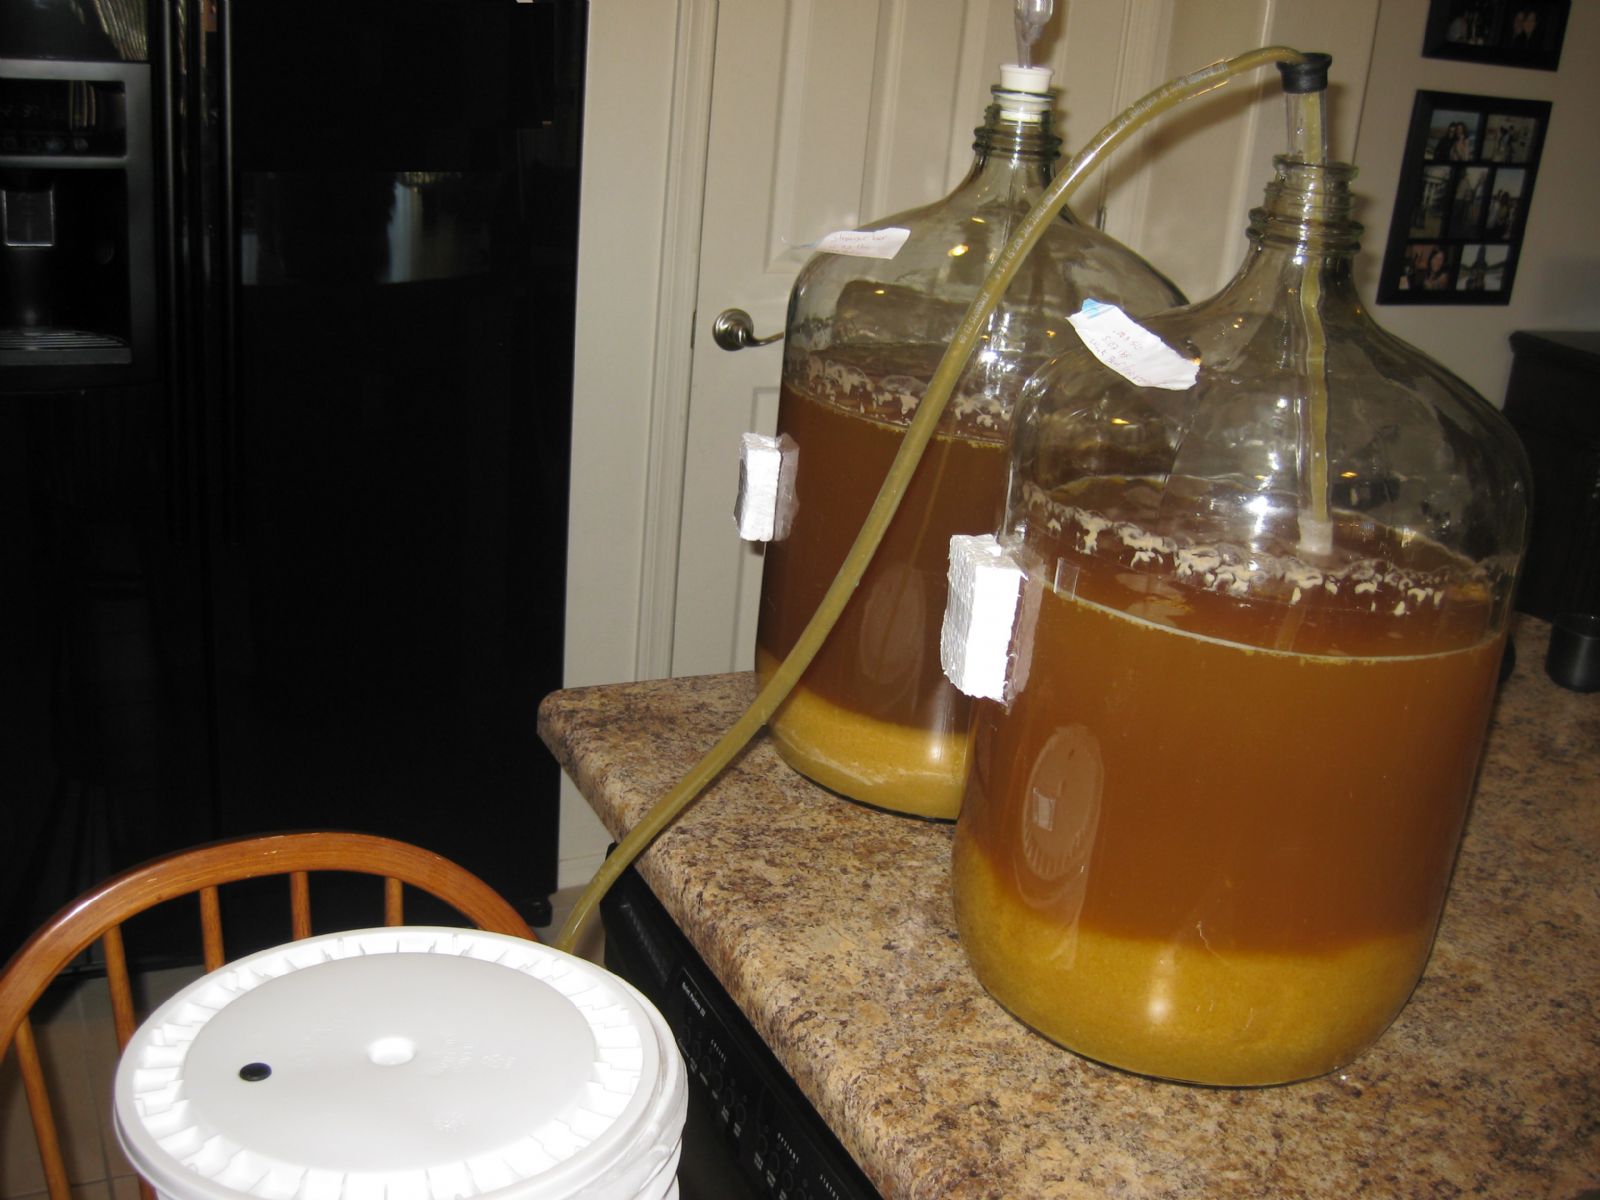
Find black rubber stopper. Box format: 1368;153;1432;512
1278;52;1332;94
238;1062;272;1082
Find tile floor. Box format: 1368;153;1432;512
0;886;601;1200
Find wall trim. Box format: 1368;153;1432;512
633;0;721;680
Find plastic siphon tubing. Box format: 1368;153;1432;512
1284;81;1335;557
554;44;1314;955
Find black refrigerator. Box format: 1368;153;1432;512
1;0;584;960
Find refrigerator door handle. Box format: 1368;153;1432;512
217;0;243;547
160;0;200;544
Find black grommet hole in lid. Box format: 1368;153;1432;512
239;1062;272;1082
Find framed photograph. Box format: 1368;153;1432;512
1377;91;1551;305
1422;0;1570;71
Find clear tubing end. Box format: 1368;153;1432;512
1281;53;1331;164
1013;0;1052;68
1280;51;1334;556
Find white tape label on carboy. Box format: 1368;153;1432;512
1066;299;1199;391
815;227;911;259
941;534;1024;702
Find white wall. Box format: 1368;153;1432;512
1061;0;1380;302
1350;0;1600;404
1062;0;1600;405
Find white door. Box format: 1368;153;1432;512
665;0;1072;677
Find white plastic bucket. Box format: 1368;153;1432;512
113;927;686;1200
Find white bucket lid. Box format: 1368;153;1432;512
113;928;686;1200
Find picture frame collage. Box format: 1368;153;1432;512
1376;91;1551;305
1422;0;1570;71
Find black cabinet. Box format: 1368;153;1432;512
1503;330;1600;619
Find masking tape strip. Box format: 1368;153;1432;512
1067;299;1199;391
814;227;911;259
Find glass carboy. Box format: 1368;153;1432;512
952;70;1531;1084
756;68;1183;819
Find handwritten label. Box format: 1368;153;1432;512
814;227;911;259
1067;299;1198;390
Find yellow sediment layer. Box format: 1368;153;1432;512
952;835;1432;1086
757;649;969;820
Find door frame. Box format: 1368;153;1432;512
558;0;714;883
564;0;716;697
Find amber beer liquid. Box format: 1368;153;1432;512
755;347;1009;818
952;477;1506;1085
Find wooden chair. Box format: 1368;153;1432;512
0;832;537;1200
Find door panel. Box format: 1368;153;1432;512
669;0;1049;677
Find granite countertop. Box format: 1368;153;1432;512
537;618;1599;1199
